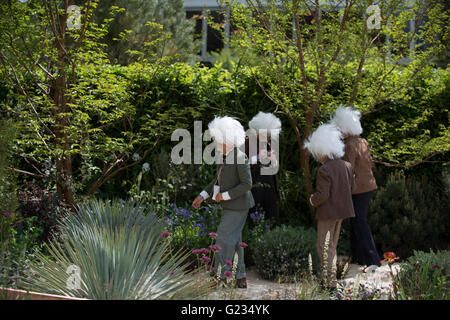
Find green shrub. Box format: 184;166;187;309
17;181;63;243
369;172;449;259
251;225;319;282
392;250;449;300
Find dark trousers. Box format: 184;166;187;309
350;190;381;266
249;173;279;225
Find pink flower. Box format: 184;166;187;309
209;244;222;252
224;271;233;278
192;248;210;255
209;232;218;238
170;270;176;275
1;211;11;218
225;259;233;267
239;242;248;248
200;256;211;264
162;232;171;238
205;265;212;272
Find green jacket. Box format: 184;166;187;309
202;147;255;211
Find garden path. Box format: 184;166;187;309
207;260;401;300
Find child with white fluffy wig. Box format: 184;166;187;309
303;123;355;289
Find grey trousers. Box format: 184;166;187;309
214;209;248;279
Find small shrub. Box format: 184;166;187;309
251;225;319;282
1;216;47;289
369;172;449;258
17;181;63;242
392;250;450;300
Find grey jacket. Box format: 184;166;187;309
202;147;255;211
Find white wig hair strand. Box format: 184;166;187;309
303;123;345;160
208;116;246;147
330;105;363;136
248;111;282;135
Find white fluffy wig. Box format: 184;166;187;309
303;123;345;161
330;105;363;136
248;111;282;136
208;116;246;147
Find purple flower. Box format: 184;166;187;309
1;211;11;218
170;270;176;275
209;245;222;252
205;265;212;272
225;259;233;267
209;232;218;238
224;271;233;278
118;199;126;204
200;256;211;264
175;207;190;218
250;211;265;222
162;232;171;238
433;264;441;269
265;225;271;230
239;242;248;248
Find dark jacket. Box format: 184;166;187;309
310;158;356;220
203;147;255;211
243;136;280;199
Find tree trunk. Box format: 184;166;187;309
52;7;76;212
285;111;314;212
301;107;315;211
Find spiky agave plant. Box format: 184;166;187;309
28;198;207;299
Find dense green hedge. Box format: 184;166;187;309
1;62;448;258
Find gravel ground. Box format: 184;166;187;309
208;259;401;300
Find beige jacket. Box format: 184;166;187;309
343;136;377;195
